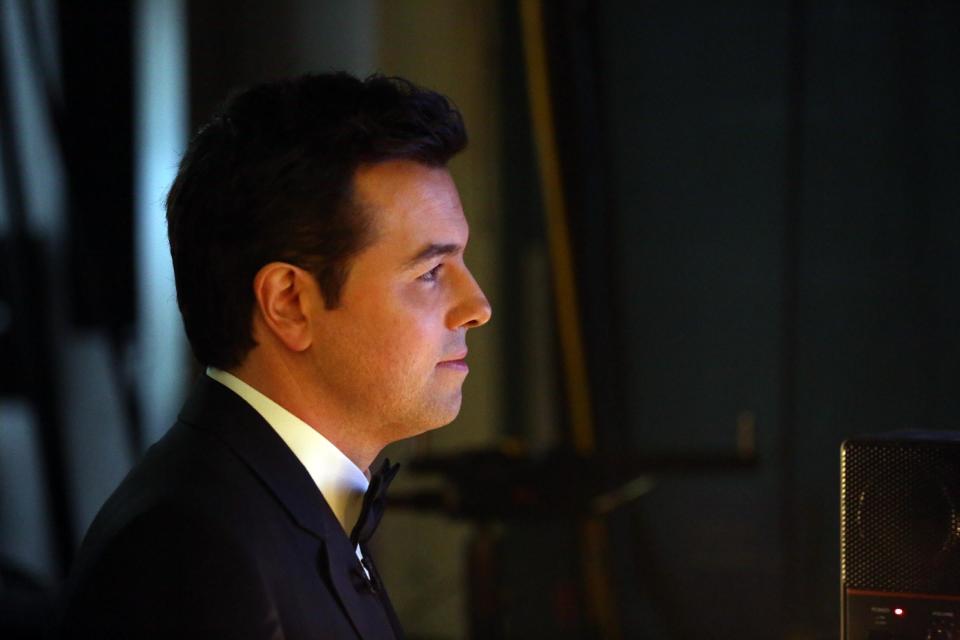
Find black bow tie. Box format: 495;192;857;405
350;458;400;548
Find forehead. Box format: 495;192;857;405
352;160;468;251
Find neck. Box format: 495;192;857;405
228;351;382;470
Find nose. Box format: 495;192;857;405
448;269;492;330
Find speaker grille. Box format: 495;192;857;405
842;437;960;594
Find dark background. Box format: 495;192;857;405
1;1;958;638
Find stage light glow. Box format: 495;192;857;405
894;607;904;616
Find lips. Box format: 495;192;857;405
437;350;469;370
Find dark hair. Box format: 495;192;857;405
166;73;467;369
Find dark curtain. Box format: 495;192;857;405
501;0;960;638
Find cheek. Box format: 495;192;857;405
384;320;438;370
349;298;439;371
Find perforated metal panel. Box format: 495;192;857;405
842;434;960;594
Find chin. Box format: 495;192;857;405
388;390;464;441
426;406;463;433
415;396;463;434
393;415;456;444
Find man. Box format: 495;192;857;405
57;73;491;638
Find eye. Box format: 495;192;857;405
418;263;443;283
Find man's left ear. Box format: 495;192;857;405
252;262;315;353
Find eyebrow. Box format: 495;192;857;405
403;243;462;269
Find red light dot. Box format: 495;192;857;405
894;608;904;616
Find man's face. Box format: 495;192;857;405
305;159;491;445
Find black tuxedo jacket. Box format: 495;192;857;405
57;375;404;639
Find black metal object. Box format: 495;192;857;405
841;432;960;639
390;445;758;521
396;442;758;639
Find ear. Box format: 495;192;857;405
252;262;316;353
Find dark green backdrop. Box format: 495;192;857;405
500;1;960;637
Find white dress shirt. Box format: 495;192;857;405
206;367;370;565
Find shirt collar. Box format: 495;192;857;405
205;367;368;535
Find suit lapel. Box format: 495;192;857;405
178;375;401;639
361;545;405;639
178;374;332;537
321;531;399;639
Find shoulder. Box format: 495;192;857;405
57;495;284;638
76;411;309;564
87;420;268;533
57;380;351;637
